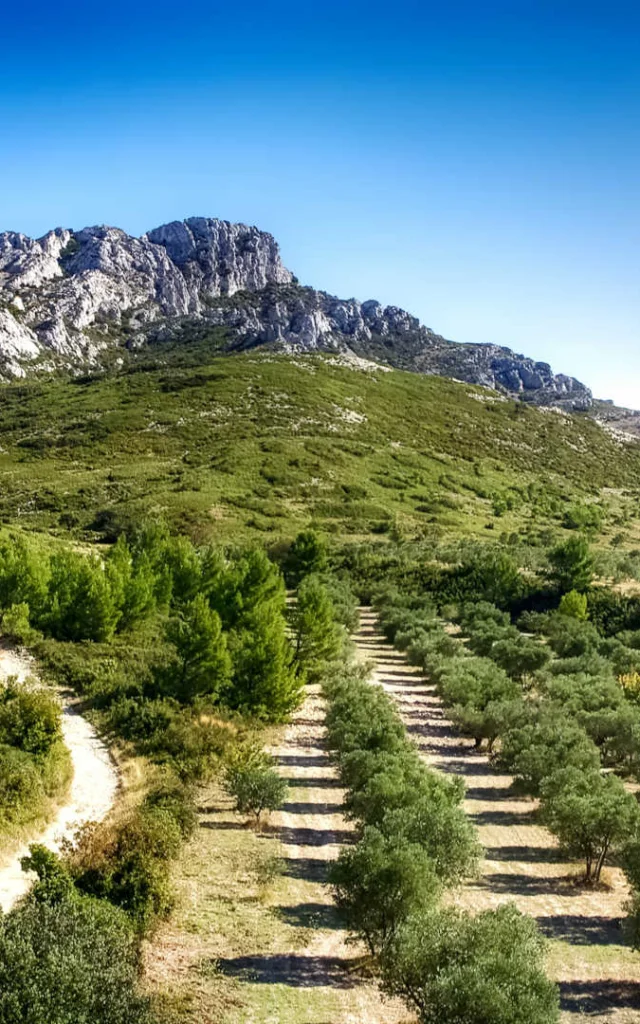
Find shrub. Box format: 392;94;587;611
0;745;43;820
0;680;62;756
558;590;588;620
224;749;288;824
380;904;559;1024
330;827;441;956
0;897;152;1024
1;602;41;645
20;844;76;905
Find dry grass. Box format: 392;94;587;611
356;609;640;1024
143;686;407;1024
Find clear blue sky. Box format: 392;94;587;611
1;1;639;405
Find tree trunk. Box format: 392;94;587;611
594;842;609;883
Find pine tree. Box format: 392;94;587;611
229;605;301;721
293;575;345;680
164;593;232;702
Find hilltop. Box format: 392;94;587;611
0;347;637;545
0;217;591;409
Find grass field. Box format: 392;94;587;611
144;686;406;1024
0;348;639;546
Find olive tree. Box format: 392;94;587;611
329;827;440;955
381;903;559;1024
540;767;640;883
497;711;600;796
224;749;288;825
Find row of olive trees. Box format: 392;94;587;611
460;600;640;885
322;664;559;1024
375;587;640;889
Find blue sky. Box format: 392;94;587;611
1;1;639;405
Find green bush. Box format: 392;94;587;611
330;827;441;955
381;904;559;1024
1;602;41;645
0;745;43;820
558;590;588;620
0;896;152;1024
0;680;62;756
224;749;288;824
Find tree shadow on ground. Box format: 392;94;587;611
484;844;564;863
281;801;344;815
465;786;518;803
271;824;353;847
199;819;250;831
280;857;332;882
283;776;343;790
471;872;584;897
275;902;343;930
215;954;357;988
471;807;537;826
405;721;460;741
559;980;640;1016
440;758;507;778
537;914;625;945
275;754;329;768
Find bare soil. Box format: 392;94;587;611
356;608;640;1023
144;682;407;1024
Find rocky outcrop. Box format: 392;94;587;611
0;216;592;408
151;284;592;409
0;218;293;364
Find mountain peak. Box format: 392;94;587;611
0;215;591;409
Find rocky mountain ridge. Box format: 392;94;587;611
0;216;592;409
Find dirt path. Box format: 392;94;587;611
0;646;119;911
260;681;405;1018
356;608;640;1024
144;682;407;1024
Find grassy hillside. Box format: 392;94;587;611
1;345;639;545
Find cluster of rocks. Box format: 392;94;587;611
0;216;592;409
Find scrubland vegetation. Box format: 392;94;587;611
0;351;640;546
0;679;71;842
0;348;639;1021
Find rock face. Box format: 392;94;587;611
0;216;592;408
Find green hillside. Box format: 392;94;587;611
1;345;639;545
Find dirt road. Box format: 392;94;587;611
356;608;640;1024
0;646;119;911
144;681;407;1024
